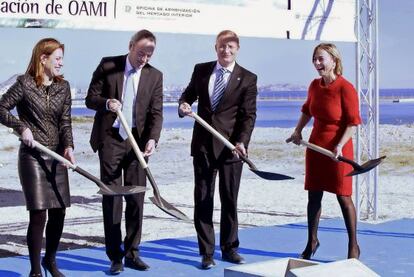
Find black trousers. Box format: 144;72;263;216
193;151;243;256
98;129;147;261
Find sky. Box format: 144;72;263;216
0;0;412;89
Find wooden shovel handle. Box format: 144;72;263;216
9;129;76;169
189;112;236;151
300;140;365;170
116;110;148;169
299;140;336;159
116;110;161;199
188;112;257;169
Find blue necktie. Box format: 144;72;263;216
211;68;227;111
119;68;135;140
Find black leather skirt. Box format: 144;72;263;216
18;143;70;210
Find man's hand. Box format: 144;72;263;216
178;102;192;117
63;147;75;167
143;139;156;157
233;142;246;158
21;128;34;148
107;99;122;112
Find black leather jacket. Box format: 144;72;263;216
0;74;74;149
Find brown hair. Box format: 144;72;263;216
216;30;240;46
312;43;343;75
130;29;156;46
26;38;64;87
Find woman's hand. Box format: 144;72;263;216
286;129;302;145
21;128;34;148
332;144;343;160
63;147;75;166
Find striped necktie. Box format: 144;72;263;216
119;68;135;140
211;68;228;111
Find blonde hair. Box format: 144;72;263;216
313;43;343;75
26;38;64;87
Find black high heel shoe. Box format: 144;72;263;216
348;245;360;259
299;240;320;260
29;272;42;277
41;257;65;277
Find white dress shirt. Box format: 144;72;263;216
112;57;142;128
208;61;235;102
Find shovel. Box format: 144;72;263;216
299;140;386;176
9;129;146;196
188;112;294;181
116;110;190;221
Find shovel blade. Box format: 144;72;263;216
346;156;386;176
149;196;190;221
98;186;148;196
249;168;294;180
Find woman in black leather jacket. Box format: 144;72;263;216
0;38;74;277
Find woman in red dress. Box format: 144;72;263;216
286;43;361;260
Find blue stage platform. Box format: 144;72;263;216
0;218;413;276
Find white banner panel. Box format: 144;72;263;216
0;0;356;42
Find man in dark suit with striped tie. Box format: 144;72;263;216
178;30;257;269
86;29;163;274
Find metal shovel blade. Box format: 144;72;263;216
240;155;294;181
149;196;190;221
144;169;190;221
73;166;147;196
346;156;386;176
249;168;295;180
98;186;148;196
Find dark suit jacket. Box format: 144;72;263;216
86;55;163;152
179;61;257;158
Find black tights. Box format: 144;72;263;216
304;191;359;258
27;208;66;274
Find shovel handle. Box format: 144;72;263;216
237;154;257;170
189;112;236;151
9;128;145;195
116;110;148;169
300;140;336;159
116;110;161;197
8;129;76;170
73;166;107;188
189;112;257;169
300;140;365;171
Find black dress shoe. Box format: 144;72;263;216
41;257;65;277
125;256;150;271
299;240;320;260
222;251;246;264
201;255;216;269
109;260;124;275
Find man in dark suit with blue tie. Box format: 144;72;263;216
178;30;257;269
86;29;163;274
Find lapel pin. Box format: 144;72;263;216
237;77;241;81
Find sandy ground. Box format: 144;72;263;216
0;118;412;257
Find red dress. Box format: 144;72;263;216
302;76;361;196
